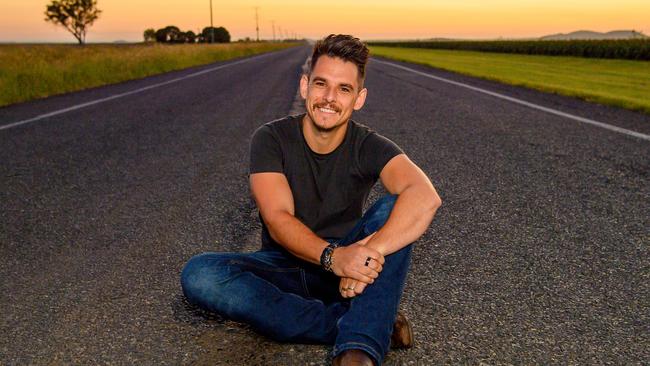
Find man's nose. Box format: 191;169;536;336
324;86;336;102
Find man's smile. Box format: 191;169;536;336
314;102;341;116
318;107;337;114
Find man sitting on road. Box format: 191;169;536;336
181;34;442;366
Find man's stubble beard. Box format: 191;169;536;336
308;115;345;134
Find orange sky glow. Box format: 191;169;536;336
0;0;648;43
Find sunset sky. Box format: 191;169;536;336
1;0;648;43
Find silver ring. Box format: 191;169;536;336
364;257;372;266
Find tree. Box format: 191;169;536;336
143;28;156;43
153;27;200;44
200;27;230;43
155;26;181;43
184;31;197;44
44;0;101;45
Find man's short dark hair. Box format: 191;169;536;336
309;34;369;86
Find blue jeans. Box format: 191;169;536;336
181;195;412;365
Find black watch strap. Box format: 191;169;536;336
320;243;337;272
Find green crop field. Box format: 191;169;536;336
370;46;650;114
0;42;299;107
369;39;650;60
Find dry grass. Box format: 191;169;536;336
0;42;298;107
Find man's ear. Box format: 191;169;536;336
353;87;368;111
299;74;309;99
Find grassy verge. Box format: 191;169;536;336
0;42;299;107
370;46;650;114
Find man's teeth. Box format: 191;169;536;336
318;107;337;114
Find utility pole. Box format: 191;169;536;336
209;0;214;43
271;20;275;41
278;26;282;41
254;7;260;42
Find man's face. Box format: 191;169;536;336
300;55;367;133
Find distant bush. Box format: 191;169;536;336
155;26;182;43
368;40;650;60
143;28;156;42
184;31;197;44
199;27;230;43
150;25;230;44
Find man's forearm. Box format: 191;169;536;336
264;211;385;286
366;184;441;256
265;211;329;265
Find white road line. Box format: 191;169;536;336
0;52;276;131
372;59;650;142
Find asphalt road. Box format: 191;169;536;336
1;45;648;365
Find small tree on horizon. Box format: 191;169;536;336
184;31;197;43
143;28;156;42
155;26;181;43
44;0;101;45
200;27;230;43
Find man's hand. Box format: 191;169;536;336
339;277;368;298
330;243;384;284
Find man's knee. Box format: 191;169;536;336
378;243;413;285
180;252;231;305
387;242;413;264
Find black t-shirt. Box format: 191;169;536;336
249;114;403;250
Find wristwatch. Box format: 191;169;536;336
320;243;337;272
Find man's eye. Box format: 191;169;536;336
341;88;351;93
314;81;325;86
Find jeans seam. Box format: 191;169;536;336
299;269;311;298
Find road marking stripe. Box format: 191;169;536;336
372;59;650;142
0;52;277;131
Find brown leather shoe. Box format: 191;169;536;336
332;349;375;366
391;311;414;349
